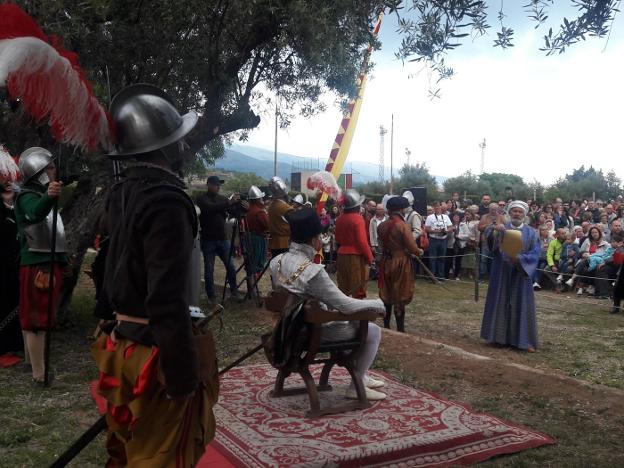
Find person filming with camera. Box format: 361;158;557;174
196;175;247;304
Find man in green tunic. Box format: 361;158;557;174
14;147;67;384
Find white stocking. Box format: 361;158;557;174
350;323;381;388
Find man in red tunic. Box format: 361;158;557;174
335;189;373;299
245;185;269;276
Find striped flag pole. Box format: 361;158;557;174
316;13;383;213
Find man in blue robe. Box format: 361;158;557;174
480;201;540;352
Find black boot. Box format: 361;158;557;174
383;305;392;328
611;303;621;314
395;307;405;333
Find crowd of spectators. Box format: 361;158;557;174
319;190;624;303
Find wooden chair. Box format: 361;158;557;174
264;290;379;418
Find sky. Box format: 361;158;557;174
244;3;624;185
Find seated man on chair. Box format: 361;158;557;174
269;207;387;400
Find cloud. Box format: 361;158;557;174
245;15;624;185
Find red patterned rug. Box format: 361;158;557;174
204;363;554;467
90;364;554;467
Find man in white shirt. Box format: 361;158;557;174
369;203;388;251
425;202;453;280
270;207;387;400
368;203;387;281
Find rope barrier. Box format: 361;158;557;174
533;268;615;283
534;290;623;311
420;253;478;259
407;296;623;318
409;264;621;314
417;250;620;283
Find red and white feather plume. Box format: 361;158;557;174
0;3;113;151
0;144;19;183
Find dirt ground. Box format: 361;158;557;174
2;260;624;466
247;270;624;466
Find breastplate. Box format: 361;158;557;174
24;211;67;253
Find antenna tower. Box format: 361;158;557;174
379;125;387;182
479;138;486;174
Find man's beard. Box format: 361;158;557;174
510;217;523;227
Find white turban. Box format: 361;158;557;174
507;200;529;214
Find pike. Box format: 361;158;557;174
50;310;266;467
43;147;61;387
413;255;451;291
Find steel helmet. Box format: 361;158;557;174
248;185;265;200
108;84;198;158
269;176;288;197
402;190;414;206
342;189;365;210
292;193;307;205
19;147;54;185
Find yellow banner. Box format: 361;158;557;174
318;14;383;210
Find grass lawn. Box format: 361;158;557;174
1;259;623;466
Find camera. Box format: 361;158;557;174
228;193;249;219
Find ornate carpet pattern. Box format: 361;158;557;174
210;363;554;467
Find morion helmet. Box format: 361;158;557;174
248;185;265;200
342;189;365;210
402;190;414;206
107;84;197;158
19;147;54;185
292;193;308;206
269;176;288;197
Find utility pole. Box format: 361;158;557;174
378;125;387;183
273;94;278;177
390;114;395;194
479;138;486;174
405;147;411;166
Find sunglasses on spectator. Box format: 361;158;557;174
498;203;506;207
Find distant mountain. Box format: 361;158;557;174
215;144;447;186
213;149;293;181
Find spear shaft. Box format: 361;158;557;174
43;149;62;387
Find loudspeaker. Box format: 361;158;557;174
404;186;427;216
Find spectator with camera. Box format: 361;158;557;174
196;175;245;304
425;201;453;281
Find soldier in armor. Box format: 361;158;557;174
402;190;424;275
291;193;307;210
246;185;269;275
334;189;374;299
91;84;218;466
401;191;423;240
14;147;67;384
268;176;293;257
